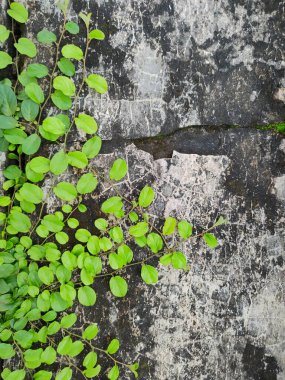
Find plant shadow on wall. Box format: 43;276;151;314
0;1;226;379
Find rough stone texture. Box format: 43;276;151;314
1;1;285;379
21;0;285;139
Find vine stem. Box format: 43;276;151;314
63;22;90;149
37;13;67;123
63;329;132;369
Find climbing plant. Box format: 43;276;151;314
0;2;225;379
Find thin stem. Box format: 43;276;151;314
37;13;67;123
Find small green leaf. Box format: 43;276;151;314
75;113;98;134
9;211;31;233
141;264;158;285
38;266;54;285
57;58;75;76
177;220;192;239
50;150;69;175
109;276;128;298
109;158;128;181
212;216;228;227
3;128;27;144
41;346;56;365
27;63;49;78
138;186;155;208
162;217;177;235
75;228;91;243
129;222;149;237
67;151;88;169
42;116;66;135
61;313;77;329
19;183;44;204
29;156;50;173
6;369;26;380
7;2;28;23
85;74;108;94
22;134;41;155
53;76;75;97
55;367;72;380
0;116;17;130
82;324;99;340
107;365;119;380
146;233;163;253
83;351;97;368
171;251;187;269
0;85;17;116
0;52;13;69
89;29;105;40
14;37;37;58
0;343;15;359
203;233;219;249
0;25;10;43
33;370;52;380
78;286;96;306
51;90;72;110
77;173;98;194
101;196;123;214
82;136;102;158
21;99;40;121
107;339;120;354
62;44;83;60
94;218;108;231
25;83;44;104
54;182;77;202
37;29;57;44
65;21;79;34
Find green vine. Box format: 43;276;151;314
0;2;226;379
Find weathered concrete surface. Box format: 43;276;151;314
81;130;285;380
21;0;285;139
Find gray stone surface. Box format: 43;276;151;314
22;0;285;139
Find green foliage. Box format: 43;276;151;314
0;4;224;379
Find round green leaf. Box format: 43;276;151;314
9;211;31;233
19;183;44;204
67;151;88;169
76;173;98;194
57;58;75;77
55;367;72;380
129;222;149;237
107;339;120;354
53;76;75;97
25;83;44;104
0;343;15;359
65;22;79;34
78;286;96;306
89;29;105;40
0;25;10;43
53;182;77;202
109;276;128;298
0;116;17;130
109;158;128;181
101;196;123;214
82;136;102;158
7;2;28;23
178;220;192;239
138;186;155;208
21;99;40;121
75;113;98;134
38;266;54;285
50;150;68;175
22;134;41;155
29;156;50;173
42;116;66;135
27;63;49;78
85;74;108;94
162;217;177;235
51;90;72;110
141;264;158;285
203;233;219;249
14;37;37;58
37;29;57;44
0;52;13;69
62;44;83;60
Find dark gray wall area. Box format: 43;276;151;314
19;0;285;139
